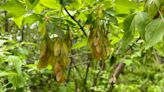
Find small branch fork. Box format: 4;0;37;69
107;38;141;91
107;63;125;92
63;7;87;37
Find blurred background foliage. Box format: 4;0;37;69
0;0;164;92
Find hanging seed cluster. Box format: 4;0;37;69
88;7;109;60
88;24;109;60
37;22;71;83
53;38;69;82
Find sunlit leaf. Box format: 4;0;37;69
13;16;24;29
0;71;17;77
39;22;47;38
0;0;26;17
33;3;45;14
72;37;88;49
39;0;60;10
115;0;138;14
124;59;133;66
8;56;22;74
25;0;39;10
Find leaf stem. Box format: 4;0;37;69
63;7;87;37
158;10;164;20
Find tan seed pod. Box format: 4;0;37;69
39;39;47;59
38;53;49;68
53;39;62;56
62;42;69;56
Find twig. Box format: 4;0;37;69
107;38;141;91
66;60;73;83
72;60;83;81
63;7;87;37
82;58;91;92
158;10;164;20
21;26;25;42
107;62;125;92
67;50;83;82
4;11;9;32
69;61;89;68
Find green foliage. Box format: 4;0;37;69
0;0;164;92
145;18;164;49
0;0;26;17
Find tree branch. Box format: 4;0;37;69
107;62;125;92
63;7;87;37
107;38;141;91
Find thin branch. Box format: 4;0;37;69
107;63;125;92
69;61;89;68
63;7;87;37
82;61;90;92
4;11;9;32
158;10;164;20
107;38;141;91
72;60;83;81
66;60;73;83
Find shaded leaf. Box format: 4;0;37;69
25;0;39;10
133;12;150;39
145;0;160;19
145;19;164;49
23;14;43;25
8;74;26;88
121;13;136;50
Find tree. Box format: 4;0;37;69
0;0;164;92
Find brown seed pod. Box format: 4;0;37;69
52;37;70;82
88;24;109;60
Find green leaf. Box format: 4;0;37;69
23;14;43;25
115;0;138;14
145;0;160;19
72;37;88;49
121;12;151;50
59;85;67;92
25;0;39;10
8;74;26;88
39;22;47;38
0;0;26;17
145;19;164;49
121;13;136;50
60;0;75;6
17;47;29;56
8;56;22;74
39;0;60;10
124;59;133;66
0;71;17;77
154;42;164;56
13;16;24;29
33;3;45;14
133;12;150;39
